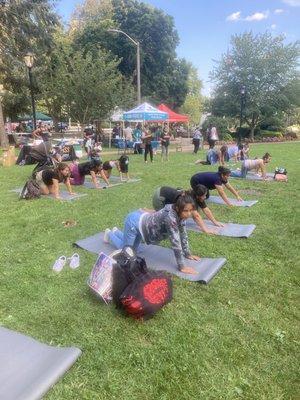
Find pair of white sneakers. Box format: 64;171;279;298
103;227;119;244
52;253;80;272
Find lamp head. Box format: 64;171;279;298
24;52;35;68
240;85;246;95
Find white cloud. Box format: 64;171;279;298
226;11;241;21
282;0;300;6
244;11;269;21
274;8;284;13
271;24;277;29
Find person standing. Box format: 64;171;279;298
142;126;153;163
192;127;202;154
207;124;219;148
160;123;171;161
123;122;133;150
133;123;143;154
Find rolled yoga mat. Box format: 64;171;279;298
12;188;87;201
186;219;256;238
74;232;227;284
0;326;81;400
206;195;258;207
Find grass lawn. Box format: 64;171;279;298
0;142;299;400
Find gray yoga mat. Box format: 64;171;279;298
186;219;256;238
0;326;81;400
74;232;227;283
12;188;87;201
84;176;141;189
230;170;274;181
83;181;123;189
206;195;258;207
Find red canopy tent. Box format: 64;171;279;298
157;104;189;123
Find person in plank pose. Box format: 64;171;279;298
104;193;200;274
35;163;74;200
190;166;243;207
69;160;109;188
152;185;224;234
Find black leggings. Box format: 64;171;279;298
144;143;153;162
193;139;200;154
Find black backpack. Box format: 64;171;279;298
111;247;173;320
20;178;41;200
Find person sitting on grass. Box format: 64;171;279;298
102;157;130;181
104;193;200;275
239;153;271;179
152;185;224;234
35;162;74;200
190;166;243;207
69;160;109;188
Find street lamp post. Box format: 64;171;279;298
108;28;141;104
24;52;36;130
238;85;246;145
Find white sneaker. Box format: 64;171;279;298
52;256;67;273
69;253;80;269
112;227;119;233
103;228;111;243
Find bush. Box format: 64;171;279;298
222;132;233;141
285;125;300;139
201;116;231;140
261;130;283;138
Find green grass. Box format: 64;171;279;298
0;142;299;400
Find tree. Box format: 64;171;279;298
70;0;190;107
65;49;126;125
0;0;59;146
210;32;300;139
180;65;203;125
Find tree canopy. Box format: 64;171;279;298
0;0;59;145
70;0;190;108
210;31;300;139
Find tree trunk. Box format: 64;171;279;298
249;127;255;141
0;98;9;148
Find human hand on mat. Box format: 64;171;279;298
214;221;224;227
204;228;218;235
180;266;197;274
187;254;200;261
236;195;243;202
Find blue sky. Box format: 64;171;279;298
56;0;300;95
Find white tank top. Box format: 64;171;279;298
244;159;261;170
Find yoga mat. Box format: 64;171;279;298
109;176;141;184
83;181;123;189
186;219;256;238
74;232;227;284
12;188;87;201
0;326;81;400
230;170;274;181
206;195;258;207
84;176;141;189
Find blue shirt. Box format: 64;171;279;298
190;172;227;190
